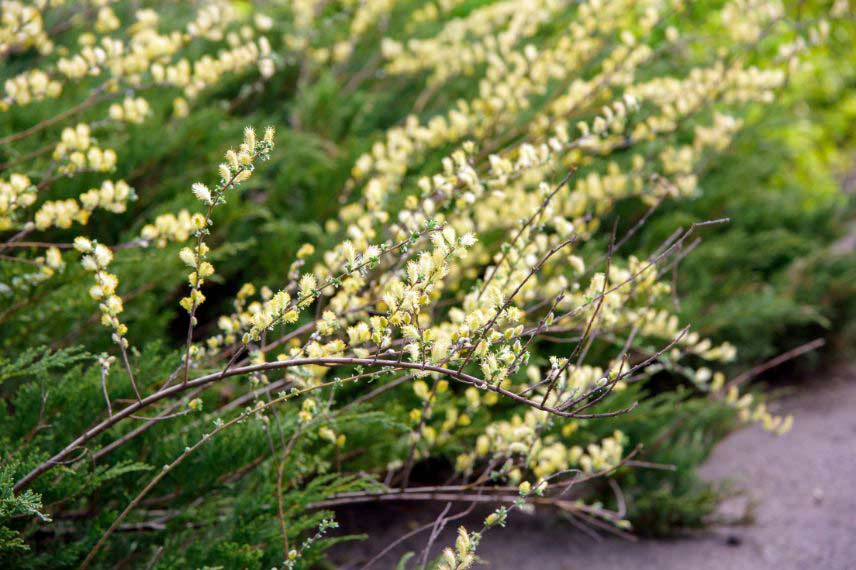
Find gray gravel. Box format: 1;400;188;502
330;365;856;569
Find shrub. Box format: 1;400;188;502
0;1;847;567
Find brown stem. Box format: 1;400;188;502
14;355;593;494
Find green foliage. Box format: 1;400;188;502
652;42;856;361
0;461;50;557
0;346;89;385
616;388;735;534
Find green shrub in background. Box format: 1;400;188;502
654;37;856;362
0;0;852;567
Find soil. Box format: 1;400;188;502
329;364;856;569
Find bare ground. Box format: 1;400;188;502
329;364;856;569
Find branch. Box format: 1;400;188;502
15;356;591;494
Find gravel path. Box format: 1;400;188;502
331;365;856;569
469;364;856;570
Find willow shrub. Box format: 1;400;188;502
0;1;848;568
